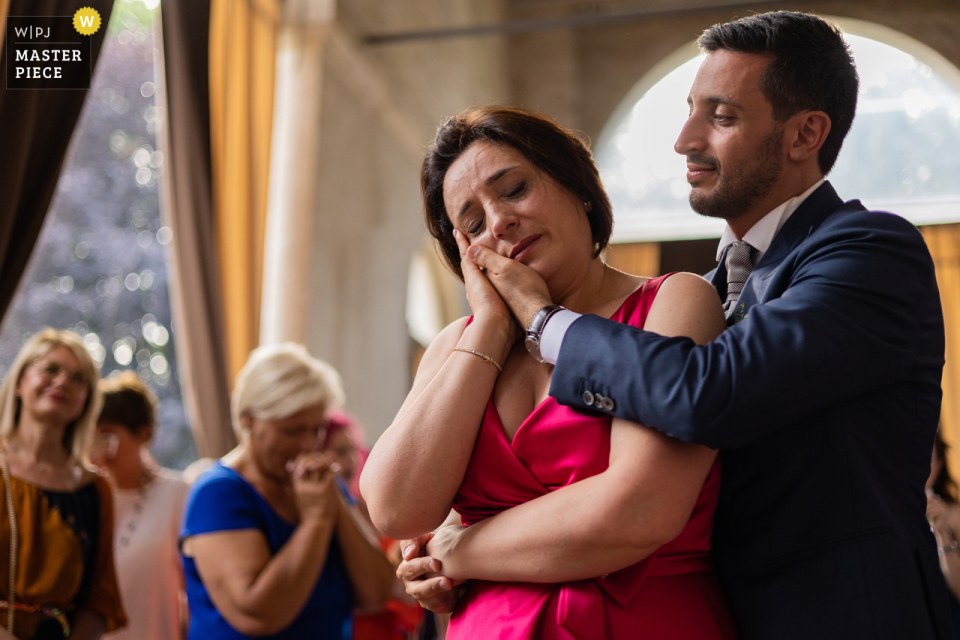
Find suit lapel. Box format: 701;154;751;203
724;182;846;321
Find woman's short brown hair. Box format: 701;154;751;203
422;106;613;279
98;371;157;440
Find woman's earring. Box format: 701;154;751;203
583;201;593;213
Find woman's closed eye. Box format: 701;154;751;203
504;181;526;199
459;214;484;237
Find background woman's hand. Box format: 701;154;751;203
290;453;340;525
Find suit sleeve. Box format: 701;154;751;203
550;211;944;449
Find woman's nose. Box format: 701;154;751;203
487;207;518;238
301;432;320;453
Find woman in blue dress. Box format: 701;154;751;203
180;343;394;640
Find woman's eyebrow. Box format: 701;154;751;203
485;165;518;186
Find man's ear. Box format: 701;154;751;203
787;111;831;163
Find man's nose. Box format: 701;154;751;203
674;115;706;157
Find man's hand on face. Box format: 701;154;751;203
397;533;466;614
467;245;553;329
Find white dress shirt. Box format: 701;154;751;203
538;179;826;364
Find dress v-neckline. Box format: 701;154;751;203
490;281;651;445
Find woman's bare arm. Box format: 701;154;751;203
185;521;334;636
361;232;518;540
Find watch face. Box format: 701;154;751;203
525;335;545;362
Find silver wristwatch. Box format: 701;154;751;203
524;304;565;363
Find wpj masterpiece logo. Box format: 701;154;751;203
5;8;101;90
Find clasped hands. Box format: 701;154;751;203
396;524;469;614
287;453;343;525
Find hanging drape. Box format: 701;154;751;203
605;242;662;277
0;0;10;52
158;0;235;457
209;0;280;383
0;0;113;323
921;224;960;476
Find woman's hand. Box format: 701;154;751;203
397;533;465;614
424;523;467;577
455;230;520;345
290;454;339;525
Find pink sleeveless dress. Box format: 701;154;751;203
448;275;739;640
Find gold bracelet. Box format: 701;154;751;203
453;347;503;373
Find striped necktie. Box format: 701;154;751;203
723;241;755;320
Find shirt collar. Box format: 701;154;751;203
716;178;825;262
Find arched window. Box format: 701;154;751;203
596;18;960;243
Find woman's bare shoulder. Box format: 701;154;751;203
646;272;725;344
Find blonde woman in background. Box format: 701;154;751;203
0;329;126;640
179;343;393;640
90;372;189;640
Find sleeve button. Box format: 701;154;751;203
582;390;595;405
601;397;615;411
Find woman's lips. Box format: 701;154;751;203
43;389;69;403
510;235;540;261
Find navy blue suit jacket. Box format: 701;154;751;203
551;182;950;639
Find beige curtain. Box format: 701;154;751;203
605;242;662;277
209;0;279;384
922;224;960;474
159;0;235;457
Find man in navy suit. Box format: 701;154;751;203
399;11;950;638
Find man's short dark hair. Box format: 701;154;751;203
698;11;859;174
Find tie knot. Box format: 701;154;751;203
725;241;755;270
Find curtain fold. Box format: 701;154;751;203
921;224;960;474
0;0;10;52
0;0;113;323
605;241;662;277
209;0;279;383
158;0;235;458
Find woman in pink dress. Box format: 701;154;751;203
361;106;738;639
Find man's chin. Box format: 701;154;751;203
689;192;726;220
